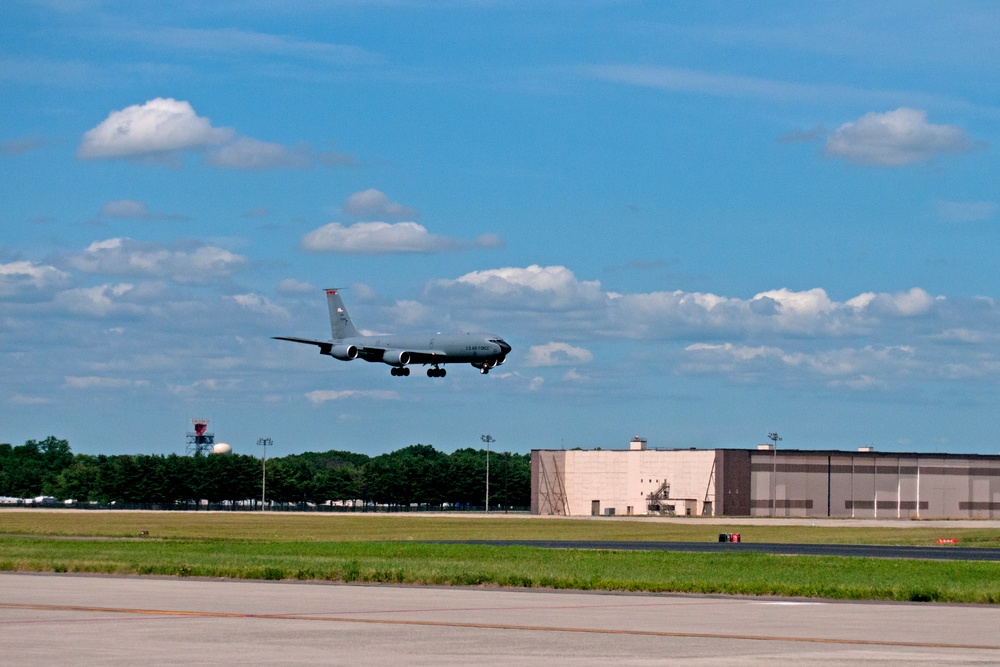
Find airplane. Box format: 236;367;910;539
273;288;512;377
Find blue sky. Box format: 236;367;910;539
3;1;1000;457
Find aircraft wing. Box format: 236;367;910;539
353;346;447;365
399;349;448;365
272;336;333;355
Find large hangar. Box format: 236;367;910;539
531;438;1000;519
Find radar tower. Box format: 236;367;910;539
186;418;215;455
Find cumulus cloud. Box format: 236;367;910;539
99;199;187;221
341;189;419;219
436;265;605;312
70;237;246;283
77;98;354;170
825;108;976;166
305;389;399;404
77;98;233;160
0;260;71;297
429;265;947;341
682;342;918;390
933;328;992;344
54;283;142;317
525;342;594;367
301;221;502;254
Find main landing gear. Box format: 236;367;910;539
427;367;446;378
390;367;410;376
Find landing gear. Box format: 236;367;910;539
480;367;489;374
427;367;447;378
390;367;410;377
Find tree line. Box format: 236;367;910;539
0;437;530;509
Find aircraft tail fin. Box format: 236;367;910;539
325;288;361;340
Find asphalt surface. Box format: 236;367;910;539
3;573;1000;666
431;540;1000;561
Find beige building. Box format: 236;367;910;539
532;438;1000;519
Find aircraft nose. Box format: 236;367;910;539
498;341;511;355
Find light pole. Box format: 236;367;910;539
257;437;273;512
767;432;781;516
481;434;495;512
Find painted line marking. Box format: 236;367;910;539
1;602;998;651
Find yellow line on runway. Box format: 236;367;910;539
2;602;999;651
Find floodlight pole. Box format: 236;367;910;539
481;434;495;513
257;437;273;512
767;432;781;516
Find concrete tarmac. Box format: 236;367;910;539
3;573;1000;666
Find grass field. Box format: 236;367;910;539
2;511;1000;603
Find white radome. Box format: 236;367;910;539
212;443;233;455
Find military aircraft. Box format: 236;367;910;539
273;289;511;377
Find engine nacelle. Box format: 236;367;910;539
329;344;359;361
382;349;411;366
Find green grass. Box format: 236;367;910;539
2;537;999;603
2;511;999;546
2;511;999;603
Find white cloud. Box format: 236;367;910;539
682;342;919;389
932;328;992;344
0;260;71;297
305;389;399;404
71;237;246;283
64;376;149;389
167;379;241;396
846;288;934;317
525;342;594;367
226;293;290;319
54;283;141;317
76;98;351;170
342;189;419;219
99;199;187;220
126;27;379;65
204;137;311;170
428;266;951;343
825;108;975;166
437;265;605;312
77;98;233;160
301;221;500;254
455;265;591;293
390;300;432;327
10;394;53;405
589;64;855;104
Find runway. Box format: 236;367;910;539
2;573;999;665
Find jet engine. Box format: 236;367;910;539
329;344;359;361
382;349;411;366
